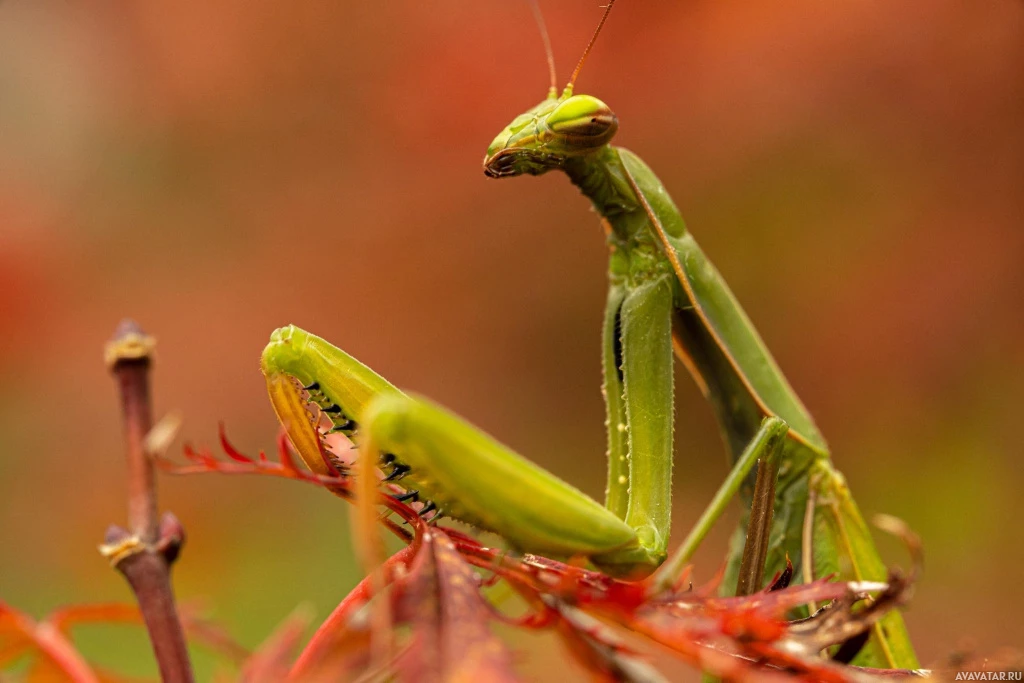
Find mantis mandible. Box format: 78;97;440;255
259;1;918;670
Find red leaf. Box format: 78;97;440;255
394;529;520;683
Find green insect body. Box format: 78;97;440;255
257;5;918;671
482;85;917;668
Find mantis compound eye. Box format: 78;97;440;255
546;94;618;146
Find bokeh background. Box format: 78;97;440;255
1;0;1022;679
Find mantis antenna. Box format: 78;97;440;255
527;0;558;95
566;0;616;93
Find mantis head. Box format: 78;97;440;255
483;89;618;178
484;0;620;178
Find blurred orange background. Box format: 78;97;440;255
1;0;1022;679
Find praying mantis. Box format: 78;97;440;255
259;1;918;671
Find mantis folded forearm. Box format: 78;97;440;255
259;0;917;671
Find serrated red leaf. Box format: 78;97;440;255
159;429;922;681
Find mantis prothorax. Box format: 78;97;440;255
260;0;917;670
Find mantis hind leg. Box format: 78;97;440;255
803;463;921;668
649;417;788;595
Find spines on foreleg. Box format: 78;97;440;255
261;325;440;519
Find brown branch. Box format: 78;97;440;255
101;320;194;683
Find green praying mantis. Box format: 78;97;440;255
259;1;918;670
